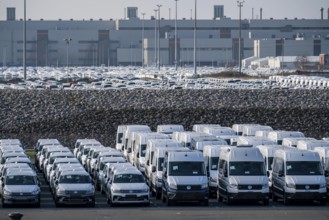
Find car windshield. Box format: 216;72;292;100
210;157;219;170
113;174;144;183
59;175;91;184
169;162;206;176
229;161;266;176
286;161;323;175
6;175;37;185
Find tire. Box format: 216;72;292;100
202;199;209;206
166;197;173;206
226;190;233;205
161;191;166;203
2;198;8;208
319;199;326;206
155;188;161;200
106;194;111;205
263;199;269;206
217;188;222;203
283;192;290;205
272;191;278;202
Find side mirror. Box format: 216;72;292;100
207;171;210;177
151;166;156;173
55;180;58;185
325;170;329;177
137;152;140;158
224;170;228;178
278;170;284;177
267;171;270;177
127;148;132;153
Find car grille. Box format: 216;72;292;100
295;184;319;190
11;192;33;196
66;190;86;195
177;185;201;191
238;185;263;190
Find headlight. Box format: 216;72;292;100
86;187;95;195
111;188;121;193
31;188;40;195
168;183;177;190
229;183;238;189
3;188;12;196
286;182;295;189
56;189;67;196
320;183;326;188
201;184;208;189
262;183;269;189
141;188;149;193
209;176;217;183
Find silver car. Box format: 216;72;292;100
54;170;95;207
1;169;40;207
106;168;150;206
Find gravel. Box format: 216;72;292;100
0;89;328;148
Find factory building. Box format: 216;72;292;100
0;6;328;68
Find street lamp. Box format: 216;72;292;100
174;0;179;71
141;13;146;67
154;9;158;67
157;4;162;70
237;0;245;74
63;38;72;68
193;0;197;76
23;0;27;80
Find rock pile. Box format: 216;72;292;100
0;89;328;148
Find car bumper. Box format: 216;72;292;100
111;193;149;204
286;192;326;201
56;195;95;206
167;189;209;202
228;192;269;201
2;195;40;205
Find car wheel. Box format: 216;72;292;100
319;199;326;206
155;188;161;200
271;190;278;202
283;192;290;205
166;197;173;206
2;198;8;208
161;191;166;203
217;188;222;202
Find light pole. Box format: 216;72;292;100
63;38;72;68
193;0;197;76
174;0;179;71
141;13;146;67
23;0;27;80
157;5;162;70
154;9;158;67
237;0;245;74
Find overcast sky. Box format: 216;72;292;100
0;0;328;21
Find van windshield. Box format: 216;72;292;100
210;157;219;170
169;162;205;176
286;161;323;175
229;162;266;176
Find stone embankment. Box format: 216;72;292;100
0;90;328;148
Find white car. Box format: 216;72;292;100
106;168;150;206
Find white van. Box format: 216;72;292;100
267;130;305;145
232;124;260;136
133;133;170;173
122;125;151;159
203;127;235;136
271;148;326;205
144;139;183;181
282;137;316;148
115;125;126;151
161;150;209;206
242;125;273;137
296;140;329;151
150;147;189;199
191;136;227;151
203;145;228;197
177;132;210;149
313;147;329;169
156;124;184;137
255;130;272;138
217;147;269;205
237;136;276;147
192;124;221;132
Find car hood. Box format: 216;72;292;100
5;185;39;193
168;176;207;185
229;176;268;185
287;175;325;185
58;183;93;191
112;183;148;191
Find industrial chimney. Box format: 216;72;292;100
321;8;324;20
260;8;263;20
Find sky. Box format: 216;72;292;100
0;0;328;21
